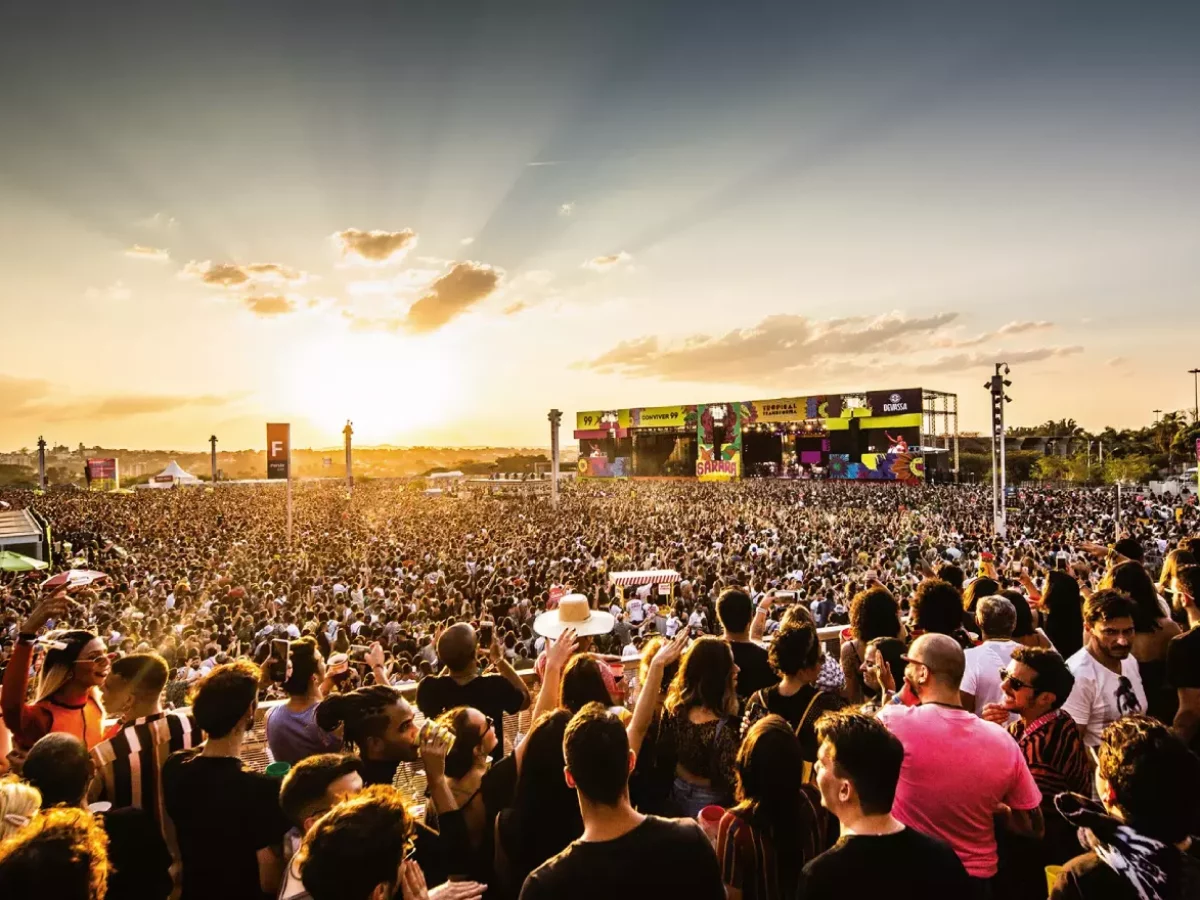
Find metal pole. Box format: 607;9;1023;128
210;435;218;483
344;421;354;492
37;436;46;490
1115;482;1122;532
286;439;293;546
1190;369;1200;423
998;402;1007;536
548;409;562;507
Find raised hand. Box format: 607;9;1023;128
653;629;689;669
545;627;578;671
22;590;70;633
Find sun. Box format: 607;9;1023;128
280;332;463;444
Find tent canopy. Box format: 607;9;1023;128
158;460;198;480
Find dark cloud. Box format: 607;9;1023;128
404;262;501;333
333;228;418;264
243;295;296;316
581;312;958;383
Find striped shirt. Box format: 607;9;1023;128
91;710;200;840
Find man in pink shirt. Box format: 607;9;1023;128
879;633;1043;895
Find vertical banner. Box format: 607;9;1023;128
267;423;290;480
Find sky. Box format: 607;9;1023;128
2;1;1199;451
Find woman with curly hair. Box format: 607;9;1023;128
839;586;905;704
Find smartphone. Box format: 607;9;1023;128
349;644;371;661
478;622;494;649
269;638;290;682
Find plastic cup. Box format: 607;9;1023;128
265;761;292;778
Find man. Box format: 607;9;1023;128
879;634;1043;893
960;596;1022;716
162;661;291;900
91;653;199;838
717;588;775;701
1050;716;1200;900
1167;563;1200;751
277;754;365;900
1062;590;1147;748
0;807;110;899
802;711;970;898
266;638;345;764
417;623;530;763
23;732;172;900
520;703;724;900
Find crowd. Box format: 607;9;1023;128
0;478;1198;899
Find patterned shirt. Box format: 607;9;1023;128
1007;708;1091;803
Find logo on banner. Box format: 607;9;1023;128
267;423;290;480
883;392;909;412
697;459;737;479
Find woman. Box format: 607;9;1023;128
858;637;907;712
962;576;1000;632
741;622;845;773
1041;570;1085;660
661;636;741;817
1;592;114;751
839;586;905;704
1103;561;1181;723
717;716;829;900
493;710;582;899
908;579;975;650
1158;548;1196;621
0;774;41;840
560;653;613;714
1004;588;1053;650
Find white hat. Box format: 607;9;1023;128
533;593;615;639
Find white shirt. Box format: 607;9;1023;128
961;639;1023;718
1062;647;1147;748
688;610;704;629
627;598;645;622
665;616;681;637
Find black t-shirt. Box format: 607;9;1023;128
1050;845;1200;900
798;827;969;900
1167;627;1200;752
519;815;724;900
728;641;776;701
749;685;847;761
416;673;526;761
100;807;172;900
162;750;291;900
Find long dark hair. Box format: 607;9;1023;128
561;655;612;713
1042;571;1084;659
436;706;487;780
314;684;400;751
1103;561;1162;633
665;636;737;718
503;710;581;889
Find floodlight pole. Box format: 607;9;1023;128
549;409;562;507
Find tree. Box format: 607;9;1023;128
1103;454;1153;485
1064;453;1100;484
1033;455;1069;481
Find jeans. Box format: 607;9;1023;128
670;777;729;819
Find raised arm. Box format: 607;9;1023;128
627;630;688;756
749;593;772;642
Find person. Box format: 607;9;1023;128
314;684;419;788
531;596;620;705
0;774;40;840
1167;564;1200;751
1041;570;1086;661
0;806;110;900
1;591;113;751
983;648;1091;897
1049;716;1200;900
740;621;846;770
1007;588;1054;650
89;652;199;846
840;586;905;703
22;731;172;900
1062;590;1148;748
960;596;1023;717
962;576;1000;632
297;784;436;900
800;711;970;899
162;660;291;900
519;703;724;900
626;634;685;815
417;623;530;764
560;654;614;713
1103;561;1182;724
660;636;741;816
879;633;1043;893
716;715;829;900
718;589;775;703
266;638;345;765
494;710;582;900
858;637;906;712
908;578;975;649
428;705;502;875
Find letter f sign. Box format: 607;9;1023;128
271;441;283;456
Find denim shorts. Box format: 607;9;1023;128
670;777;730;819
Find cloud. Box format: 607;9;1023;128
580;312;960;382
84;280;132;302
558;202;576;217
243;295;296;316
460;237;475;246
332;228;418;265
1107;356;1131;368
583;251;632;271
932;320;1055;349
0;373;237;424
125;244;170;262
135;212;178;230
528;160;564;167
914;345;1084;374
503;301;528;316
404;262;502;333
181;260;308;288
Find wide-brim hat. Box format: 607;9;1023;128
534;594;615;639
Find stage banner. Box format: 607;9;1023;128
748;397;806;423
865;388;922;416
827;451;925;484
697;403;741;480
267;423;290;480
85;458;119;491
629;405;694;429
576;409;631;432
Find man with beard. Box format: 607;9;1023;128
1061;591;1147;748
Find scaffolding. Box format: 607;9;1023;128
922;389;960;483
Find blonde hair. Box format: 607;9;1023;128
0;776;41;841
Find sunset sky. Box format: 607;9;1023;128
2;2;1199;451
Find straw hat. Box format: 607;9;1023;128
533;593;615;639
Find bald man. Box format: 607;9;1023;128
415;623;530;762
877;634;1043;894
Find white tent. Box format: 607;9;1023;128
145;460;201;488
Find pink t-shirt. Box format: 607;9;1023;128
878;703;1041;878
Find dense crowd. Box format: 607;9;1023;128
1;479;1199;900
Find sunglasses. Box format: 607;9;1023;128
900;655;937;673
999;668;1035;692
